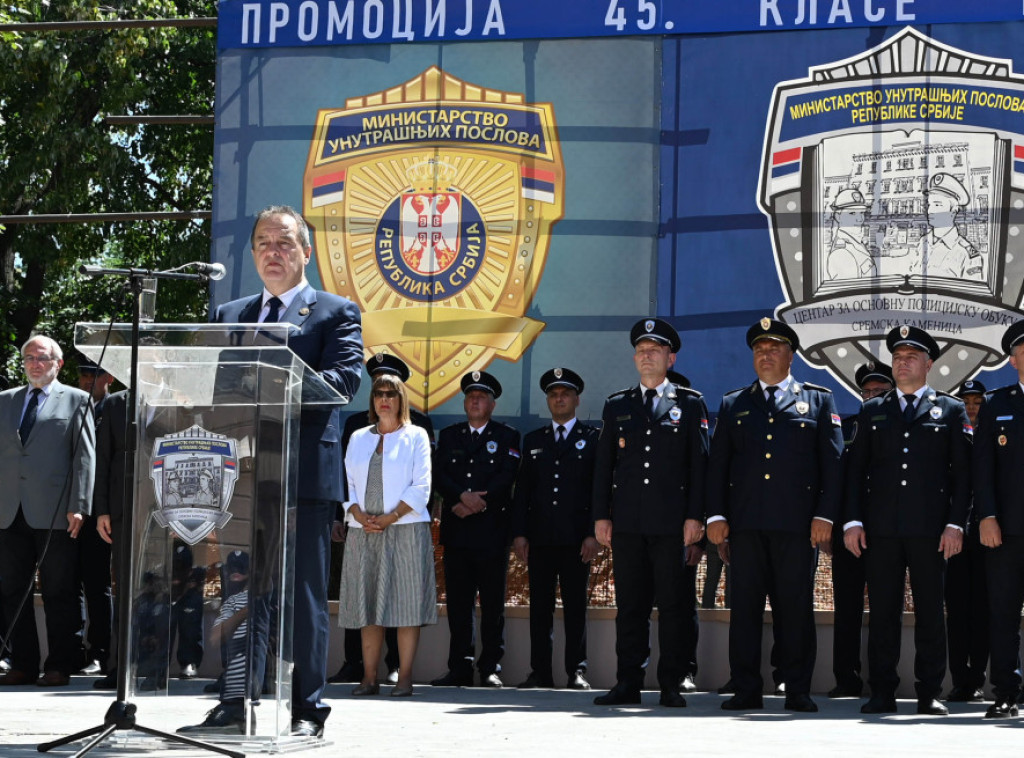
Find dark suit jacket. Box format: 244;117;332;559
845;388;971;537
592;382;709;534
0;381;95;529
511;421;599;547
434;420;521;550
706;379;844;532
972;383;1024;534
212;284;363;502
94;390;129;522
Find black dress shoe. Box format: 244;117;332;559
721;694;764;711
917;698;948;716
327;661;364;684
517;672;554;689
679;674;697;693
567;670;591;690
945;685;984;702
480;672;503;688
860;695;897;714
291;719;324;738
828;681;863;698
717;678;735;695
785;694;818;713
594;684;641;706
177;704;247;735
985;700;1019;719
430;671;474;687
659;690;687;708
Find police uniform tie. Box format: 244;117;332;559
471;430;481;444
644;388;658;420
556;424;566;445
264;295;283;324
903;394;916;425
765;385;778;412
19;387;41;445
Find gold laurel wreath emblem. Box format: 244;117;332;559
304;67;564;410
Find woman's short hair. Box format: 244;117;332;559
368;373;411;426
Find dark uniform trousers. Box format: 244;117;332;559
831;414;866;689
706;380;844;699
845;389;971;701
973;385;1024;702
681;556;699;678
77;516;113;669
830;521;866;689
512;422;599;681
435;421;521;678
592;383;710;693
944;526;989;691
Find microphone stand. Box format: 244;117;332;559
39;266;242;758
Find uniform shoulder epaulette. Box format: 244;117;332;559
800;382;832;393
933;390;957;399
607;387;633;400
673;384;702;398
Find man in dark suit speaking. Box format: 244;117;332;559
182;205;362;738
0;335;95;687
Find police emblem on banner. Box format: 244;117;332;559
150;426;239;546
759;28;1024;395
305;66;565;410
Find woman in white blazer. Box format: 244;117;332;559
336;373;436;697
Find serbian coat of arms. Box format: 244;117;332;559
759;27;1024;394
151;425;239;546
304;66;565;410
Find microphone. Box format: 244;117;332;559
192;262;227;281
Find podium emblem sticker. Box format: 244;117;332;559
151;425;240;545
306;66;565;410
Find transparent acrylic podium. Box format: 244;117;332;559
76;322;348;753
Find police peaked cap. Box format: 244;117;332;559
667;370;691;389
886;325;940;361
77;355;107;375
746;318;800;352
461;370;502;399
630;317;681;353
539;367;584;394
225;549;250;575
955;379;987;397
1001;320;1024;356
366;352;410;383
832;188;869;211
925;173;970;206
854;361;893;388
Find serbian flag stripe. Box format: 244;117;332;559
770;146;802;194
312;170;346;207
521;167;556;203
1014;145;1024;175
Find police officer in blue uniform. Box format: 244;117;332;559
512;368;598;691
829;360;893;698
706;318;843;713
844;325;971;716
330;353;434;686
974;321;1024;718
592;318;709;709
944;378;989;704
431;371;520;688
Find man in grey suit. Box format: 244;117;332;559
0;335;95;687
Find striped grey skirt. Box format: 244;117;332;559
338;521;438;628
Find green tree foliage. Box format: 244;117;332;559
0;0;215;386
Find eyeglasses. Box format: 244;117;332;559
23;355;55;364
373;390;399;399
860;388;889;399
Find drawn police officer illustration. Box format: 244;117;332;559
827;189;876;280
910;173;983;281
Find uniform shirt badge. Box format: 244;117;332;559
669;407;682;422
930;406;942;419
486;440;498;453
575;439;586;450
999;434;1008;446
795;401;809;415
618;437;626;448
